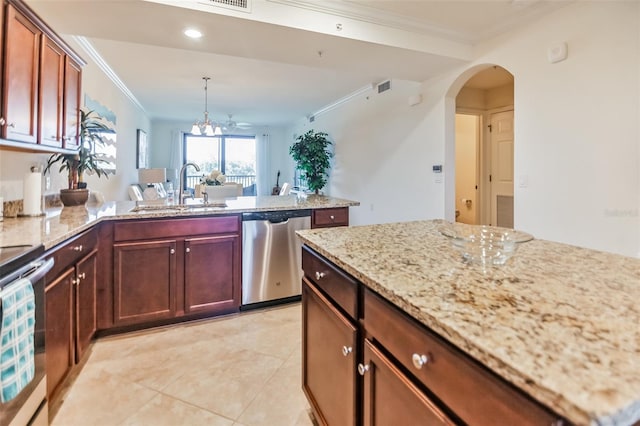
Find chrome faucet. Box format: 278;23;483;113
179;162;201;205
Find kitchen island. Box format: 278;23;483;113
297;220;640;426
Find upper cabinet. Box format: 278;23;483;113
0;0;84;151
2;3;40;143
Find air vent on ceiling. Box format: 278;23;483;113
198;0;251;12
377;80;391;94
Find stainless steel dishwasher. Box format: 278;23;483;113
242;209;311;308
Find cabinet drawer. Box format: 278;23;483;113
47;227;98;279
312;207;349;228
113;215;240;242
363;288;561;426
302;246;357;319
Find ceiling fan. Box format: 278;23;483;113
221;114;252;132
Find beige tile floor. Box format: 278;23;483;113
52;303;314;426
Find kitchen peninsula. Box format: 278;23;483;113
297;220;640;426
0;194;358;413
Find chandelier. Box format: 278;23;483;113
190;77;222;136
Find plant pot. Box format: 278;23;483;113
60;188;89;206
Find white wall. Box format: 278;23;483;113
289;1;640;257
0;38;150;202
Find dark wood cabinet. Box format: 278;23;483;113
0;0;84;150
75;250;97;362
38;34;64;148
361;339;454;426
113;240;177;326
45;228;99;401
312;207;349;228
45;267;73;399
2;3;40;143
301;246;565;426
111;216;242;328
184;235;240;314
302;279;357;426
62;56;81;148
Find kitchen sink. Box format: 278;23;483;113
129;201;227;213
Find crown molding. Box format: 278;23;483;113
72;36;147;114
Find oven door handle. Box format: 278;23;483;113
0;258;55;288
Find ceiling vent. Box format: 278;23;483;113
377;80;391;94
198;0;251;12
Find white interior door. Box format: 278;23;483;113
490;110;514;227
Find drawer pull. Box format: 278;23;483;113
78;272;86;280
357;363;369;376
342;346;352;357
315;271;326;280
412;353;429;369
170;248;176;254
73;245;83;252
186;247;191;253
72;278;79;286
330;215;335;221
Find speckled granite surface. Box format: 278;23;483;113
0;195;358;249
297;220;640;426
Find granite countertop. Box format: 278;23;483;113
296;219;640;426
0;194;358;250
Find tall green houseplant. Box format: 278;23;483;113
289;130;333;194
45;109;112;189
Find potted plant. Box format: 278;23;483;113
45;109;112;206
289;130;333;194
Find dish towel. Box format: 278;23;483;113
0;277;35;403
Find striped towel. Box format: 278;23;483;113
0;277;35;403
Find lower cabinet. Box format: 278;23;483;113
112;215;241;327
301;246;565;426
302;279;357;426
361;339;454;426
45;228;98;401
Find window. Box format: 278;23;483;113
183;134;256;195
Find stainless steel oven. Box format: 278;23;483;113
0;245;52;426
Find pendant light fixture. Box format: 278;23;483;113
190;77;222;136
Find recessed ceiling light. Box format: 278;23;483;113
184;28;202;39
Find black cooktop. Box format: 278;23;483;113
0;244;44;277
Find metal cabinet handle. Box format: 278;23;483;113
330;215;335;221
73;245;83;252
342;346;352;357
78;272;86;280
357;363;369;375
412;353;429;369
72;278;79;286
170;248;176;254
186;247;191;253
315;271;325;280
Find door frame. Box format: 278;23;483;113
456;105;513;226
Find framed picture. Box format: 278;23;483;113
136;129;148;169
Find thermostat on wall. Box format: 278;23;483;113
433;165;442;173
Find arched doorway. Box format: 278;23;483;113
447;65;514;226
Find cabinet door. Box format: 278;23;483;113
45;267;74;399
184;235;240;315
2;5;40;143
302;279;357;426
361;339;454;426
38;35;64;147
113;240;177;326
63;56;81;149
75;250;97;362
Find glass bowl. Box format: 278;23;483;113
439;223;533;266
